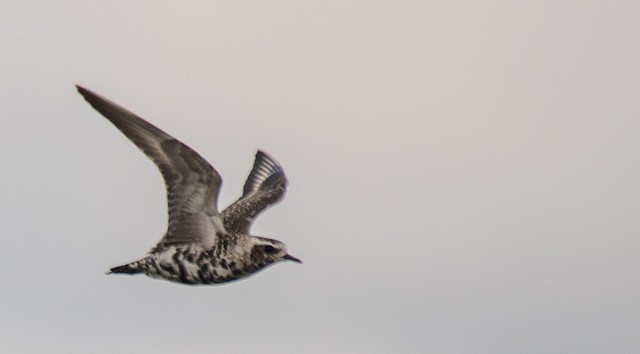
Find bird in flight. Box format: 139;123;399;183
77;85;301;285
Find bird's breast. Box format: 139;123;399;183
144;245;250;284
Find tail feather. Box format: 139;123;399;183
109;263;142;275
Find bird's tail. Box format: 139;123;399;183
108;261;143;275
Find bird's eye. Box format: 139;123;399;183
264;245;278;254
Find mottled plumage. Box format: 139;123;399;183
77;85;301;285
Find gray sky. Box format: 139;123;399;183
1;1;639;353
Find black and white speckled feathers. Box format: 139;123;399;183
77;86;301;286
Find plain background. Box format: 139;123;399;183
1;1;639;353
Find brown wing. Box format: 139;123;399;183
77;86;226;251
221;151;288;234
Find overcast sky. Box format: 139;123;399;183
1;1;639;353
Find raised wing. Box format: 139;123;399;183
77;86;226;251
221;151;288;234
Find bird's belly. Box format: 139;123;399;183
143;247;246;285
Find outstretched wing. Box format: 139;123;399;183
221;151;288;234
77;86;226;251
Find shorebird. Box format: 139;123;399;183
77;85;301;285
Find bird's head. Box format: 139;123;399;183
250;237;302;266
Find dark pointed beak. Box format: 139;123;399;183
283;254;303;264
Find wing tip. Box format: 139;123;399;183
75;85;102;106
241;149;288;197
256;150;269;160
255;150;284;170
75;84;90;96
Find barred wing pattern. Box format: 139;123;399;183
221;151;288;234
77;86;226;251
